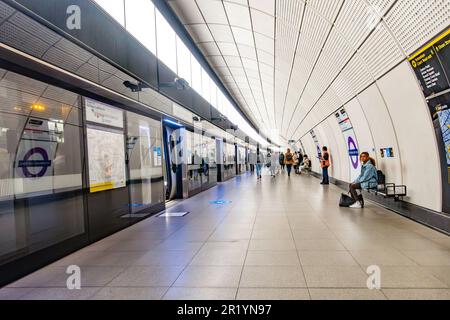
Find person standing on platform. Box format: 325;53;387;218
320;146;330;185
284;148;295;177
279;152;285;171
256;151;263;180
269;151;278;178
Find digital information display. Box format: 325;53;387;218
410;27;450;212
410;28;450;183
409;29;450;97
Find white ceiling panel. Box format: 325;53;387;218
237;44;257;60
223;1;251;29
168;0;204;24
209;24;235;42
223;55;242;67
197;41;221;55
185;24;213;42
249;0;275;16
231;26;254;46
216;42;239;56
251;9;275;38
196;0;228;24
254;33;274;55
167;0;442;143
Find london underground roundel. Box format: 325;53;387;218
348;136;359;169
18;147;52;178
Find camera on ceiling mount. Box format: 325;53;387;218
123;81;150;92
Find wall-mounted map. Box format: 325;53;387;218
87;128;126;193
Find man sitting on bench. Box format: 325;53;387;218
349;152;378;209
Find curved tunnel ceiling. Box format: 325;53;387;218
167;0;450;145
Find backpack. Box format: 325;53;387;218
377;170;385;185
286;153;293;162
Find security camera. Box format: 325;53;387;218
123;81;150;92
123;81;140;92
193;116;200;122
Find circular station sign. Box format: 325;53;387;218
18;147;52;178
348;136;359;169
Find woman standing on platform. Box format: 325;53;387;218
256;151;263;180
284;149;295;177
320;146;330;185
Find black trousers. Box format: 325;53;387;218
349;183;362;202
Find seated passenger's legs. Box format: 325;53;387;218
349;183;361;201
349;183;364;208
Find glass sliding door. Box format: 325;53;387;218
0;68;86;266
126;112;164;218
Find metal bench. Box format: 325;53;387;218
366;181;407;201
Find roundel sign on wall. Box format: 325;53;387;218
348;136;359;169
18;147;52;178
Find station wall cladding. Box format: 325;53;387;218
299;25;450;215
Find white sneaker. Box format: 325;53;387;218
349;201;362;209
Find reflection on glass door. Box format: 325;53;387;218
127;112;164;216
0;68;85;266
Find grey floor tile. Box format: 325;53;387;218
90;287;167;300
152;240;204;252
168;229;214;242
173;266;242;288
309;288;386;300
9;266;125;288
299;251;358;266
236;288;310;300
190;248;247;266
0;288;35;300
163;287;237;300
383;289;450;300
19;288;101;300
401;250;450;266
104;239;162;252
251;229;294;240
52;251;147;267
203;240;250;251
295;238;346;251
209;230;253;241
302;266;368;288
367;266;447;288
240;266;307;288
350;250;417;266
133;250;197;267
107;266;183;287
391;238;449;251
249;239;297;251
245;251;300;266
291;228;335;240
421;266;450;287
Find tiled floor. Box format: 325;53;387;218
1;171;450;300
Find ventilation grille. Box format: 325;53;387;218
358;22;405;79
385;0;450;54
